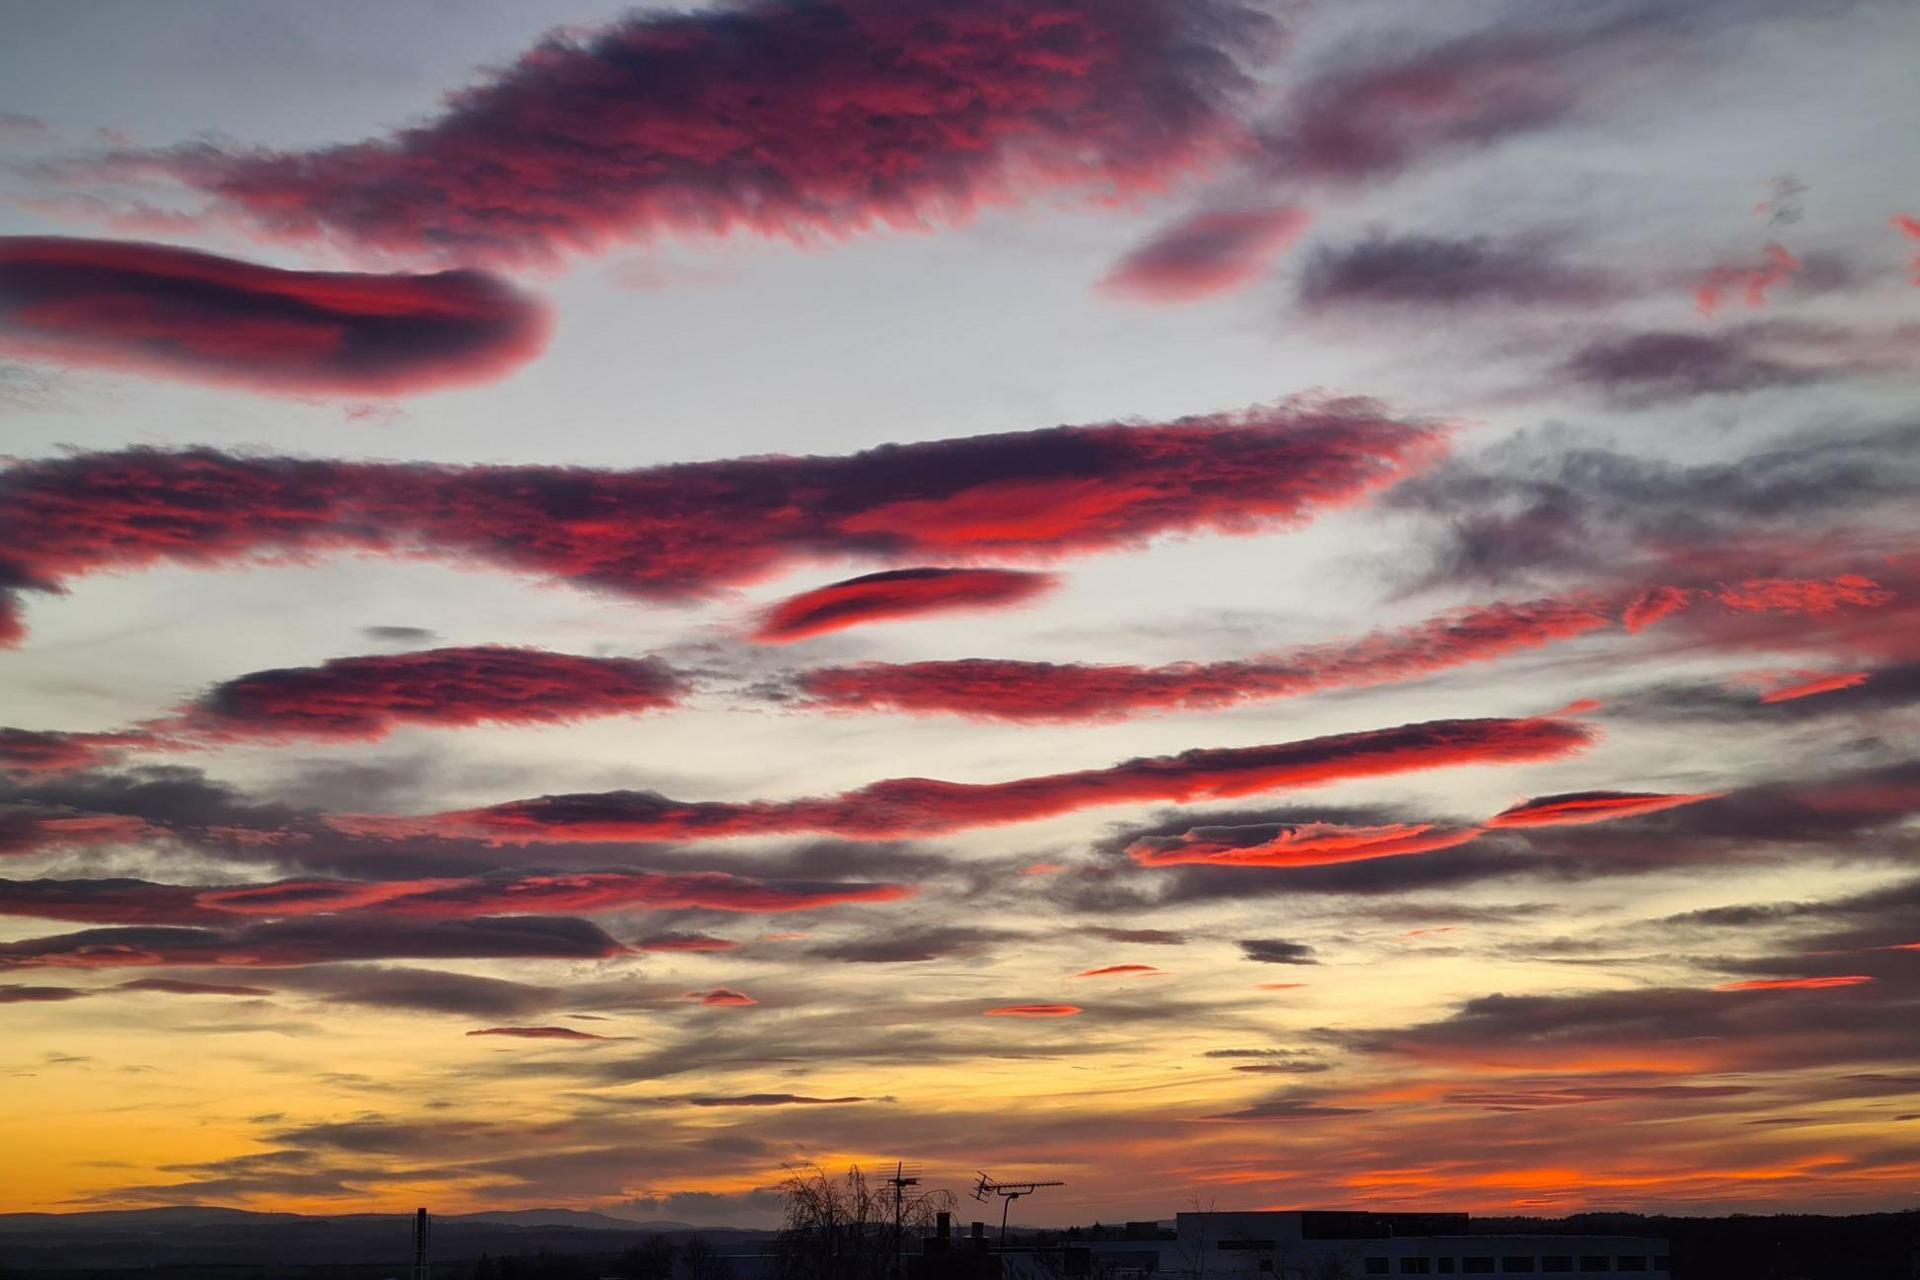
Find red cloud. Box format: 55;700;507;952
1694;243;1800;318
197;871;913;919
1622;585;1694;633
1129;821;1484;868
1894;214;1920;284
694;989;757;1008
0;879;218;925
753;568;1054;643
1714;574;1893;615
1101;206;1310;303
1074;964;1164;978
1486;791;1723;829
1757;671;1870;704
1714;976;1874;992
467;1025;610;1041
0;871;909;925
145;0;1271;267
0;397;1445;647
794;592;1616;721
174;646;684;741
984;1003;1081;1017
0;729;151;776
1131;786;1722;873
0;810;160;858
353;716;1593;845
0;236;547;396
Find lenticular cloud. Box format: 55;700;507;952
754;567;1054;643
142;0;1274;267
341;716;1594;845
0;236;547;395
0;397;1446;646
177;646;685;741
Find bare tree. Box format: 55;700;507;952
773;1164;954;1280
680;1234;734;1280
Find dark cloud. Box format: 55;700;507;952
1563;326;1835;406
0;869;913;926
1253;0;1862;189
116;977;273;997
359;625;438;644
136;0;1273;267
0;915;632;971
753;568;1054;644
1089;927;1187;945
1101;206;1309;303
1297;233;1620;311
0;983;86;1003
263;965;567;1019
0;878;220;924
1207;1092;1368;1121
1349;976;1920;1076
0;728;150;777
1608;664;1920;725
1239;938;1318;965
0;397;1443;646
174;646;685;741
807;925;1019;964
681;1093;873;1107
0;236;547;396
355;716;1591;844
467;1026;610;1042
1384;420;1920;589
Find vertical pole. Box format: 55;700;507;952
414;1207;429;1280
998;1193;1016;1253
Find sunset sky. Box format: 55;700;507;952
2;0;1919;1227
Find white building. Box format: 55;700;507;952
1176;1212;1671;1279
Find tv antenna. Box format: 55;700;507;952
972;1171;1064;1252
884;1162;923;1280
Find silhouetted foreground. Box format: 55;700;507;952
0;1208;1913;1280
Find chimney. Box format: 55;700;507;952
938;1212;952;1242
971;1221;987;1252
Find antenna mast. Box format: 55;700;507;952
883;1161;923;1280
412;1207;430;1280
971;1172;1064;1253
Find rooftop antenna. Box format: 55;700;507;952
883;1161;923;1280
971;1171;1064;1253
412;1207;430;1280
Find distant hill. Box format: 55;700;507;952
0;1206;773;1274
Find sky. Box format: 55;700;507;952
1;0;1918;1227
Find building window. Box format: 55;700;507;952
1462;1260;1495;1276
1364;1260;1389;1276
1578;1260;1609;1274
1437;1262;1456;1276
1502;1260;1535;1274
1617;1259;1646;1273
1541;1260;1573;1274
1401;1261;1432;1275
